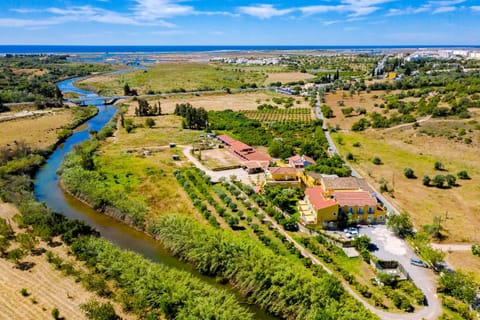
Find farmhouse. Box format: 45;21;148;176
217;134;272;172
298;177;385;228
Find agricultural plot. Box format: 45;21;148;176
242;108;314;124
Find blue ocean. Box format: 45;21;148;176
1;45;479;54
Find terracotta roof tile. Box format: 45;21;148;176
305;186;337;210
334;191;377;207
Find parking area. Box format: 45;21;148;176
359;225;440;313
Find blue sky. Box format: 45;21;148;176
0;0;479;45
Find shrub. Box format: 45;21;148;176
457;170;470;180
372;156;382;165
434;161;444;171
445;174;456;187
20;288;29;297
346;152;354;161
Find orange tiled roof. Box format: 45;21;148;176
305;186;337;210
334;190;377;207
269;167;298;175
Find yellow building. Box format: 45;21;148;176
299;179;385;228
300;171;326;188
266;167;301;187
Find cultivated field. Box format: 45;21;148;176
0;202;133;320
242;108;315;123
77;63;266;95
331;119;480;243
125;91;311;114
0;110;73;149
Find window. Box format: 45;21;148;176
348;207;354;214
368;206;374;214
338;207;343;214
332;212;337;216
358;207;364;214
377;215;383;221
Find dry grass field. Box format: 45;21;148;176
445;251;480;282
331;120;480;243
0;202;133;320
0;110;73;149
324;89;407;129
266;72;314;83
125;91;310;114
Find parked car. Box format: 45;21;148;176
344;227;358;235
410;257;428;268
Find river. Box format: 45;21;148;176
34;76;277;320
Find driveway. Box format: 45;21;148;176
360;225;442;320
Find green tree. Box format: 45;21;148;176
386;212;413;238
438;271;477;304
403;167;415;179
445;174;456;187
433;175;445;188
434;161;444;171
51;308;60;320
372;156;382;165
320;105;334;118
341;107;354;117
145;118;155;128
422;175;431;186
457;170;470;180
80;298;119;320
423;216;446;240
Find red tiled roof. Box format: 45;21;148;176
244;151;272;162
334;191;377;207
322;177;373;193
217;134;235;144
305;186;336;210
230;140;253;152
269;167;298;175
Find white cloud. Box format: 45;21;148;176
433;6;456;13
300;5;348;15
471;6;480;12
237;4;293;19
132;0;194;20
387;0;465;16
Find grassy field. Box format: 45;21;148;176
0;109;73;149
95;109;199;219
124;91;311;114
331;120;480;243
0;202;133;320
78;63;267;95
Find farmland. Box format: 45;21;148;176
242;107;314;124
123;91;311;114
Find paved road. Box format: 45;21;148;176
315;99;399;214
